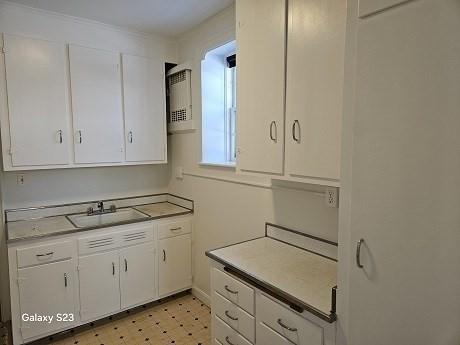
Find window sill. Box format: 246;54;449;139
199;161;236;169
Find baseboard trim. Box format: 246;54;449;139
191;286;211;307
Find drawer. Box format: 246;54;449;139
257;322;291;345
214;316;252;345
257;294;323;345
17;240;73;268
158;219;191;239
212;268;254;315
213;291;255;343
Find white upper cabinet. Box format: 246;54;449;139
69;45;124;164
285;0;346;184
122;54;166;162
236;0;286;175
2;34;70;167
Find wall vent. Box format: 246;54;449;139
167;63;194;132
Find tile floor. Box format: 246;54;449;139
0;292;211;345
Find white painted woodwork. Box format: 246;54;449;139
119;242;156;309
285;0;346;183
158;234;192;297
236;0;286;175
343;0;460;344
17;260;76;340
158;218;191;239
214;316;252;345
256;322;292;345
78;251;120;321
213;291;255;343
69;45;124;164
16;240;73;268
122;54;166;162
3;34;70;167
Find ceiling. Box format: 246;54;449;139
7;0;234;37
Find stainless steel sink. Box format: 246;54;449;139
67;208;149;228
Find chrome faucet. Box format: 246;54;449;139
97;201;105;213
87;201;116;215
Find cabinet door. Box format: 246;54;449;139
122;54;166;162
345;1;460;344
236;0;286;175
119;242;156;309
69;45;124;164
3;34;70;167
285;0;346;183
78;251;120;321
158;234;192;297
18;260;76;340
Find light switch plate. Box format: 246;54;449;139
325;187;338;208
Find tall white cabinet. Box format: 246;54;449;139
235;0;346;186
340;0;460;344
2;34;70;167
69;45;124;164
0;34;167;170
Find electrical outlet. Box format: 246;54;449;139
17;174;25;186
325;187;338;208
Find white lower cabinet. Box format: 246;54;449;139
158;233;192;297
78;251;120;321
8;215;193;345
17;260;77;340
211;265;335;345
120;242;156;308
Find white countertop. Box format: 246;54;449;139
208;237;337;317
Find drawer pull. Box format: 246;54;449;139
170;227;182;231
224;310;238;321
112;262;115;276
277;318;297;332
225;336;237;345
124;258;128;272
36;252;54;258
64;273;68;287
224;285;238;294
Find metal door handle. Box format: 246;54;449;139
224;285;238;294
292;120;300;142
78;130;82;144
64;273;68;287
163;249;166;262
128;131;133;143
124;258;128;272
269;121;277;142
277;318;297;332
225;310;238;321
170;227;182;231
356;239;364;268
36;252;54;258
225;336;236;345
112;262;115;275
58;130;63;144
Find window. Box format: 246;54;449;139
201;41;236;166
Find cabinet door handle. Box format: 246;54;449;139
292;120;300;142
269;121;277;142
36;251;54;258
163;249;166;262
128;131;133;143
277;318;297;332
58;130;63;144
64;273;68;287
225;336;236;345
224;285;238;294
112;262;115;276
356;238;364;268
124;258;128;272
225;310;238;321
170;227;182;231
78;130;82;144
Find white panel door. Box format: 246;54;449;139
3;34;70;167
285;0;346;182
18;260;76;340
236;0;286;175
122;54;166;162
158;234;192;297
345;1;460;344
69;45;124;164
78;251;120;321
119;242;156;309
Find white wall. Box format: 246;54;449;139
169;4;339;304
0;1;177;319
